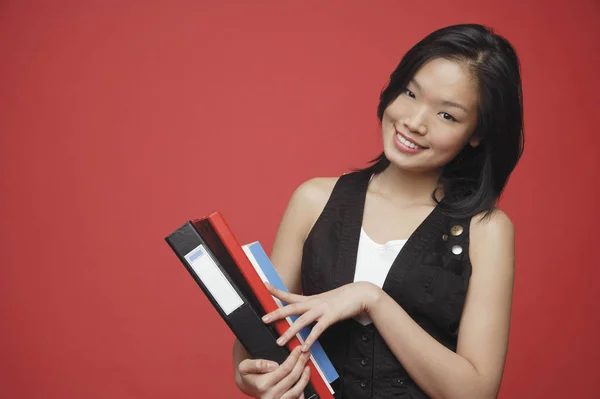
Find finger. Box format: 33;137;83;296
238;358;279;375
265;346;303;383
300;319;330;353
273;350;311;397
276;309;320;347
262;302;309;324
265;282;307;303
281;365;311;399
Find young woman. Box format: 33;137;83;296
233;23;524;399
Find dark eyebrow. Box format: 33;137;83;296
410;78;468;112
440;99;468;112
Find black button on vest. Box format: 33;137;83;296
301;171;472;399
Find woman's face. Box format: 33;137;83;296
381;57;480;174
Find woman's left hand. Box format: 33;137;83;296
262;281;381;352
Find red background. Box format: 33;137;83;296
1;1;599;398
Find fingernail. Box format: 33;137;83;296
301;344;308;352
267;361;278;371
262;314;271;322
276;336;284;345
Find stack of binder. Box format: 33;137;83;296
165;212;337;399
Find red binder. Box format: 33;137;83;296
196;212;334;399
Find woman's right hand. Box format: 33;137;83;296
236;346;312;399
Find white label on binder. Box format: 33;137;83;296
184;245;243;315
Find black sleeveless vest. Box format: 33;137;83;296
301;170;473;399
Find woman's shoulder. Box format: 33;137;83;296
468;207;515;273
286;176;340;241
469;208;514;237
293;176;340;204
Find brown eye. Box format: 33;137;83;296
404;89;416;99
439;112;457;122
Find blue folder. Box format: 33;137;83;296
245;242;339;383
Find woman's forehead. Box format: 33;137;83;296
412;58;479;110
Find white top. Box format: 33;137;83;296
352;227;407;325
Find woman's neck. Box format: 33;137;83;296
370;165;442;206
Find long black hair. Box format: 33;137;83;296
358;24;524;219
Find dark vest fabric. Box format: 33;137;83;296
301;170;473;399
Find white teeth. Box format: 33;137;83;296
396;133;423;150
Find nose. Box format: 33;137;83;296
402;106;427;135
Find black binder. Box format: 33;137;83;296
165;221;318;399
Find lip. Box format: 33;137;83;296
395;130;428;149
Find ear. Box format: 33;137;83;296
469;137;482;148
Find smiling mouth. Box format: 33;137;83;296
395;131;427;150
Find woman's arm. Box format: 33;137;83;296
366;209;515;399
